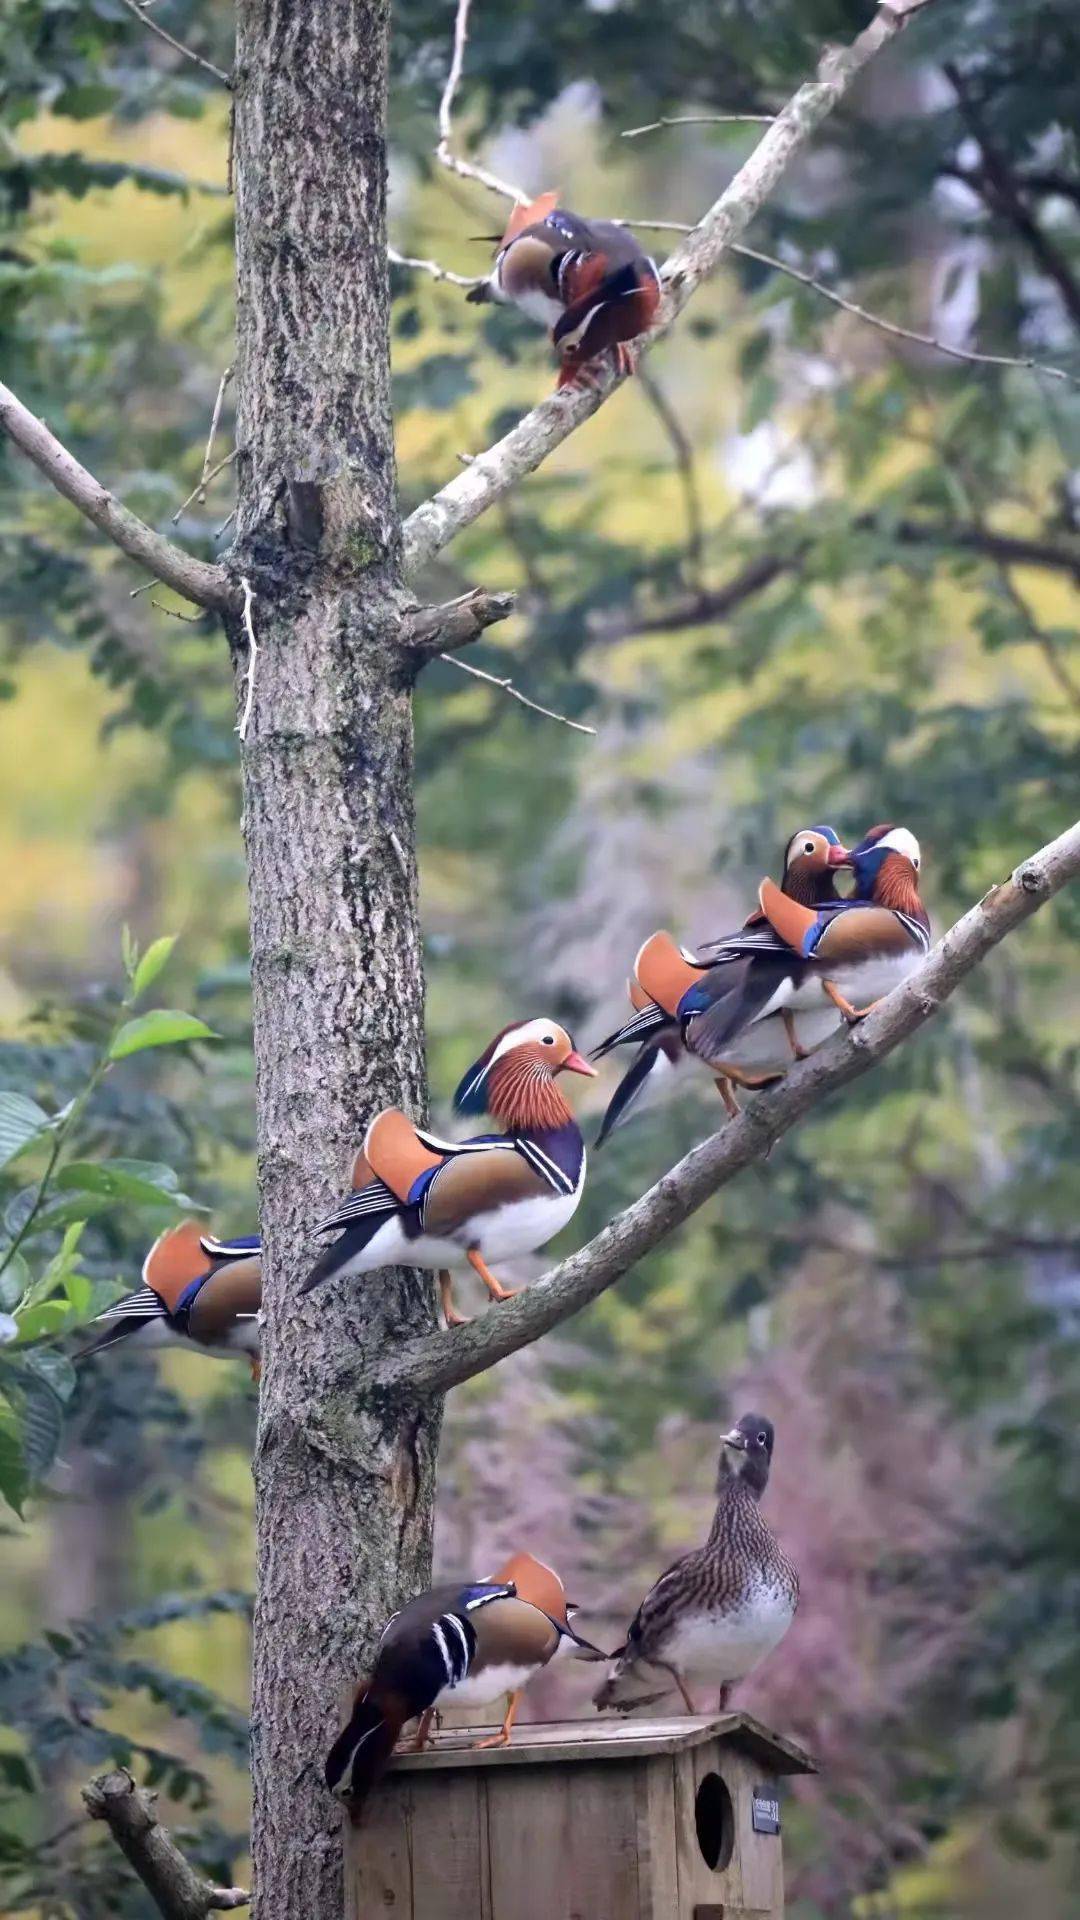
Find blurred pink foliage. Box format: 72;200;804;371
438;1263;986;1909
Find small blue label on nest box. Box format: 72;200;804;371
752;1782;781;1834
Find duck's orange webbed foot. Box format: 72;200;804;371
782;1010;810;1061
472;1691;521;1749
439;1269;471;1329
467;1247;517;1303
823;980;883;1024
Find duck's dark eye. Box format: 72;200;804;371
757;1430;768;1446
541;1035;555;1045
803;841;815;855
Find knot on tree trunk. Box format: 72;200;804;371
405;585;517;667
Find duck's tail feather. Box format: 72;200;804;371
595;1042;673;1147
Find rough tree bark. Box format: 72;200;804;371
231;6;441;1915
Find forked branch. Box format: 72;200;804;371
360;816;1080;1400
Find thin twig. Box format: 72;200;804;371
994;566;1080;708
622;113;775;138
200;364;233;486
116;0;232;89
732;242;1080;387
236;577;258;742
149;598;206;622
636;364;704;585
388;245;484;290
440;651;596;733
172;447;238;524
215;505;237;539
435;0;529;205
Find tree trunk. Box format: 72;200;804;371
232;5;441;1915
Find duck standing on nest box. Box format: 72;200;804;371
467;192;661;389
301;1019;595;1325
593;825;852;1139
595;1413;798;1716
79;1220;262;1376
326;1552;606;1818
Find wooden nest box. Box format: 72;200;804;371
345;1710;815;1919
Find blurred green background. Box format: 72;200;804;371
1;1;1079;1914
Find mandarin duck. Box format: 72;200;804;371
467;192;661;390
594;1414;798;1717
301;1019;595;1325
79;1220;261;1373
594;825;851;1140
325;1551;605;1817
757;824;929;1024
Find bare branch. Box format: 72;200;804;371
0;379;238;612
623;113;775;138
389;245;483;290
440;652;596;733
436;0;529;205
172;448;238;525
589;513;1080;645
199;364;233;487
406;584;517;659
235;578;258;741
733;243;1080;386
357;817;1080;1400
83;1769;248;1920
116;0;232;89
402;0;938;571
636;365;705;583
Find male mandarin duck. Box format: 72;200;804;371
80;1220;262;1372
325;1551;605;1817
594;1414;798;1717
300;1019;596;1324
594;826;851;1140
466;191;661;389
758;823;930;1023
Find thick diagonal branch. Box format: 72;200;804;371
360;816;1080;1400
82;1770;248;1920
402;0;936;571
0;381;238;612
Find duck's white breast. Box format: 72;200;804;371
446;1660;537;1707
664;1582;795;1684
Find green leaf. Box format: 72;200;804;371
121;923;137;980
10;1371;64;1481
0;1252;30;1312
0;1092;50;1170
0;1395;28;1517
54;1161;199;1212
108;1010;218;1060
19;1349;77;1403
17;1223;86;1314
131;935;178;1000
11;1301;74;1344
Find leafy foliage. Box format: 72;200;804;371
1;0;1079;1914
0;932;219;1515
